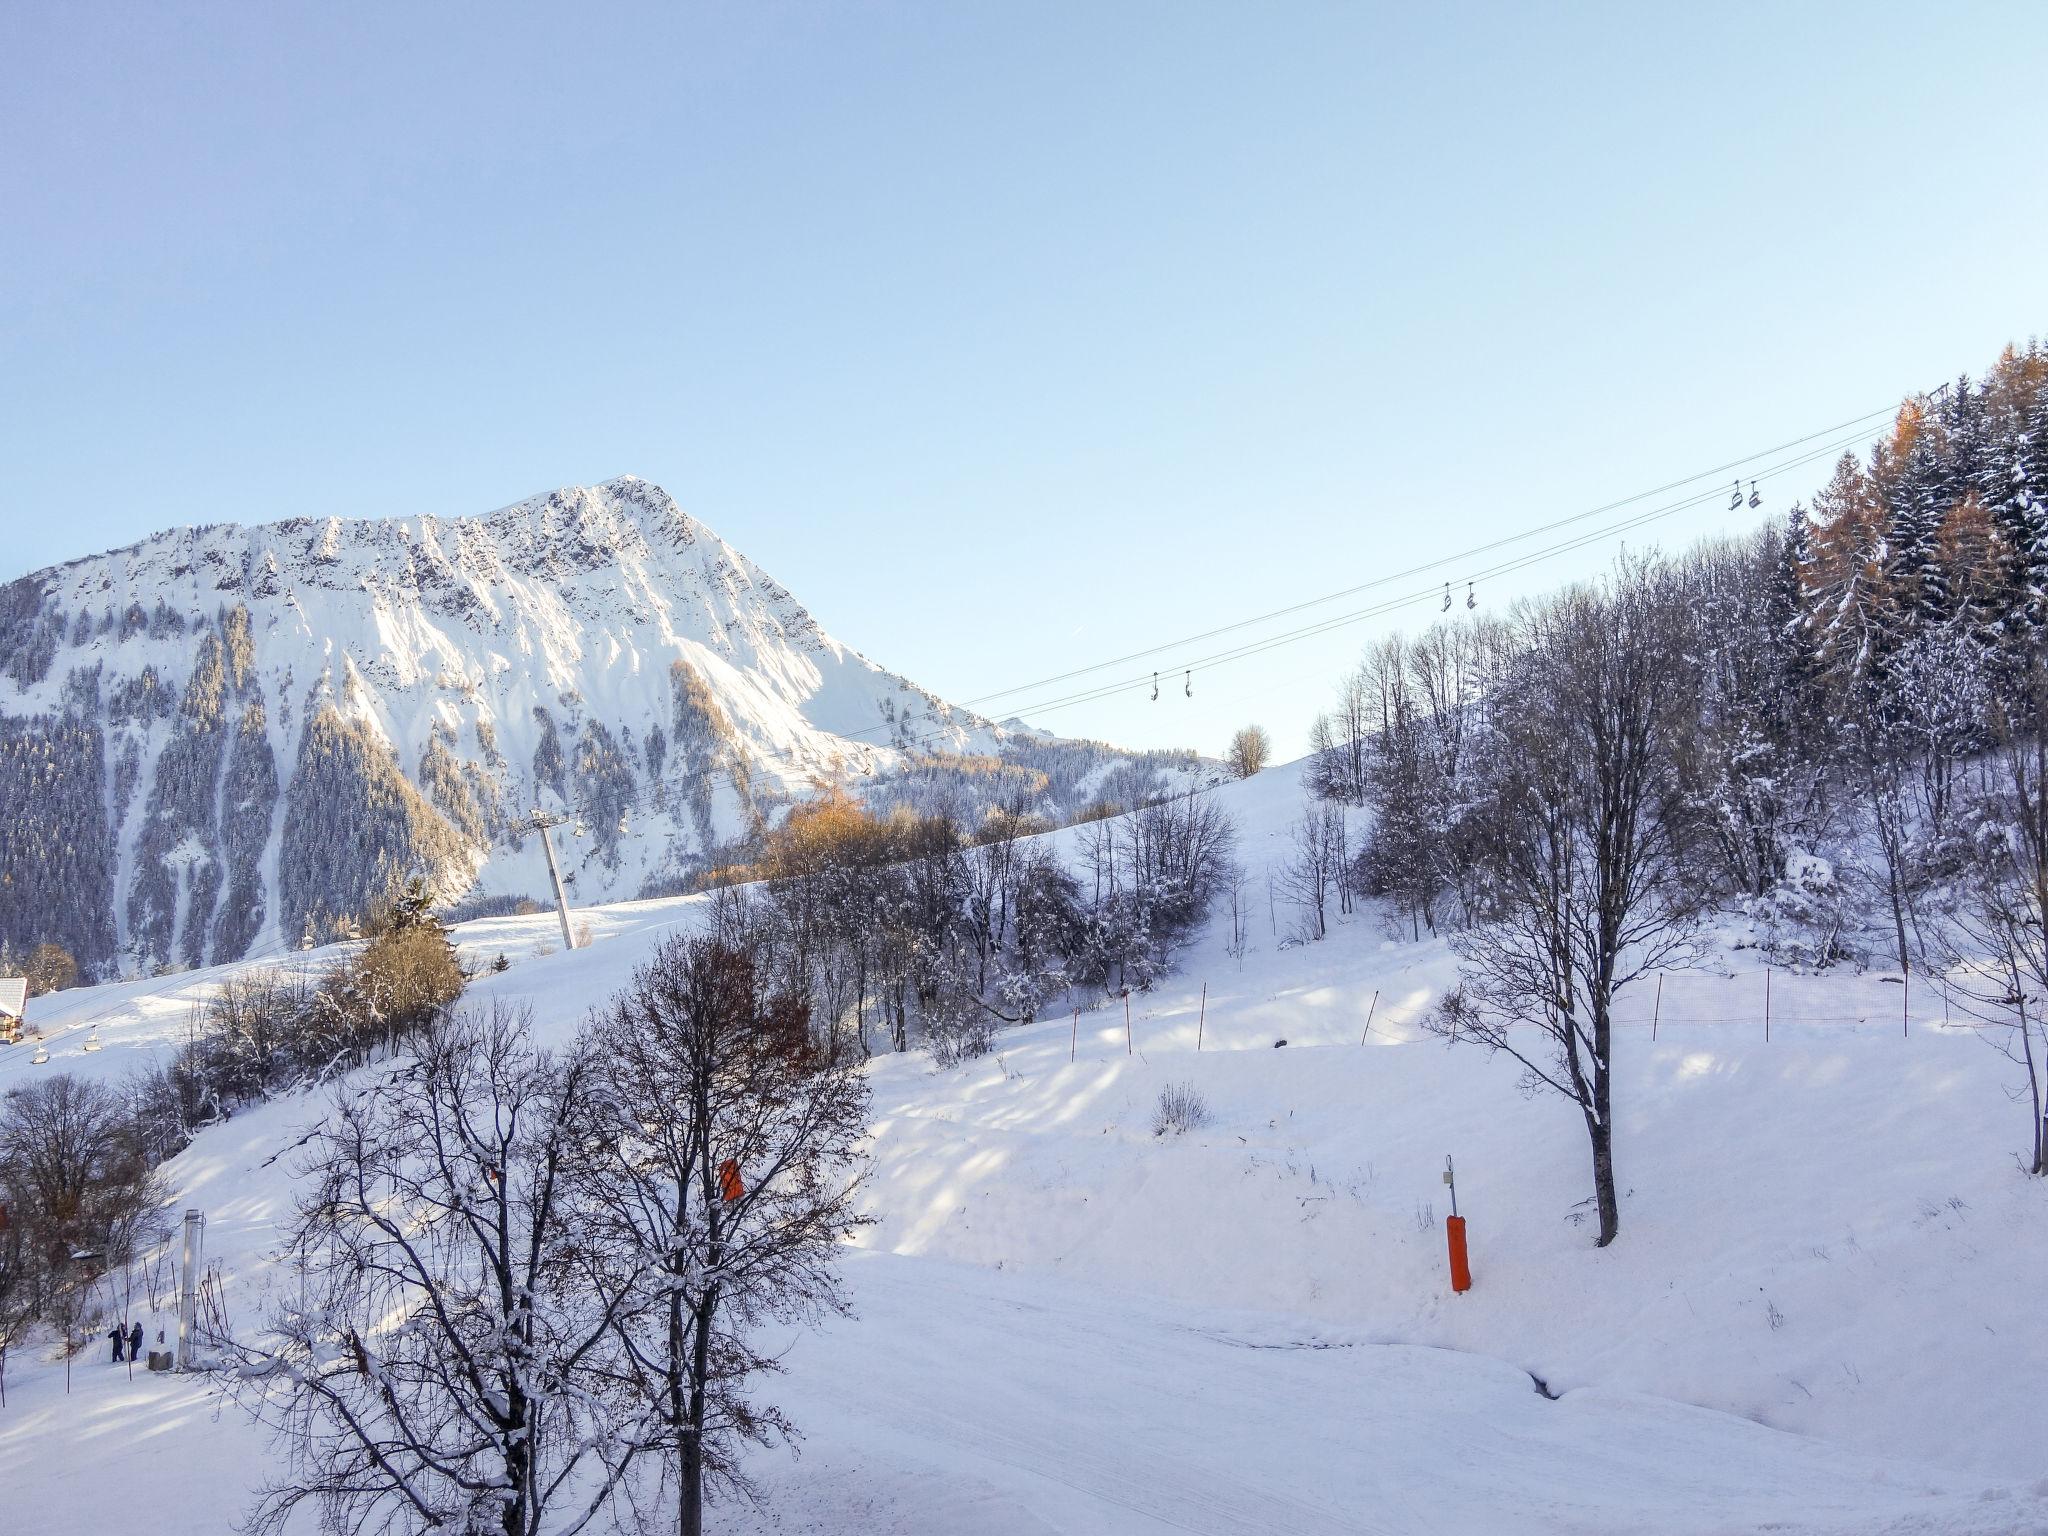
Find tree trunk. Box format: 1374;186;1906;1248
1589;1113;1618;1247
667;1286;688;1528
680;1286;716;1536
1866;760;1914;972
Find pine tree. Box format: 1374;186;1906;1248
1982;392;2047;662
1880;405;1955;637
1802;452;1891;707
1771;506;1821;731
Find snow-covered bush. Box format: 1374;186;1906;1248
1749;851;1852;969
1151;1081;1210;1137
166;888;464;1132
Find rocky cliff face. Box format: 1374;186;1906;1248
0;478;1200;976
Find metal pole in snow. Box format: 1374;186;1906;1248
1197;983;1206;1051
1903;969;1910;1037
1765;968;1772;1043
177;1208;203;1370
1070;1008;1078;1063
1652;974;1662;1042
534;813;577;951
1124;991;1132;1055
1443;1155;1471;1293
1360;989;1379;1046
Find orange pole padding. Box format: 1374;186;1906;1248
1445;1214;1472;1293
718;1159;745;1203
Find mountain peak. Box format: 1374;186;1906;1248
0;484;1205;977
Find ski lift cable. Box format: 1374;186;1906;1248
942;403;1884;729
0;887;449;1063
948;398;1914;714
979;420;1885;724
999;432;1872;724
0;925;317;1070
1012;480;1808;719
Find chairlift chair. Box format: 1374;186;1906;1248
1465;582;1476;610
1183;670;1192;698
1747;480;1761;509
1441;583;1452;612
1150;672;1159;702
1729;480;1743;510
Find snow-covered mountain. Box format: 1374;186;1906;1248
0;477;1201;975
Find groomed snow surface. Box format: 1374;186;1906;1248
3;760;2046;1534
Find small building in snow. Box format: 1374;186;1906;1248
0;976;26;1043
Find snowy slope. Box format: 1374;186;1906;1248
3;759;2046;1533
0;478;1203;976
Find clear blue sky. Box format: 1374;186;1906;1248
5;3;2043;755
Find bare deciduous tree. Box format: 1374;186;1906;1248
21;941;80;997
1432;561;1701;1246
1226;725;1271;780
213;1005;634;1536
0;1073;167;1316
582;915;870;1536
1279;799;1347;941
1932;656;2048;1172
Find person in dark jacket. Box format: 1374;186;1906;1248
128;1321;143;1362
108;1324;125;1362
